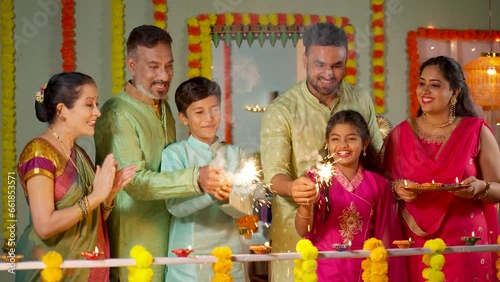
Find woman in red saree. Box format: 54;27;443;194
294;110;406;281
383;56;500;282
16;72;135;282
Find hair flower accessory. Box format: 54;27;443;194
35;84;47;104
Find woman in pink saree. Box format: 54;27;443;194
383;56;500;282
293;110;406;281
16;72;135;282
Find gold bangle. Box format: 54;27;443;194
297;210;311;220
77;198;89;219
477;181;491;199
76;204;84;221
101;198;115;212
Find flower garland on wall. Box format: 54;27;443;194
293;239;318;282
41;251;63;282
128;245;154;282
152;0;167;30
111;0;125;94
361;238;388;282
371;0;385;114
1;0;16;253
406;28;500;117
61;0;76;72
422;238;446;282
211;246;233;282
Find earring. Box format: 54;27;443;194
363;148;367;157
449;96;456;122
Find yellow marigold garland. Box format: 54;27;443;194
128;245;154;282
212;246;233;282
1;0;16;253
361;238;388;282
371;0;385;114
293;239;318;282
186;13;356;83
111;0;125;94
422;238;446;282
41;251;63;282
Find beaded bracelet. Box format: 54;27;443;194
391;179;403;201
477;181;491;199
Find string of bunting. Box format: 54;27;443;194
187;13;357;85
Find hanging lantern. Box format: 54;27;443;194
463;52;500;108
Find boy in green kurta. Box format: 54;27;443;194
94;25;224;282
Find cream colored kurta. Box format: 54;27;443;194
260;79;382;281
94;83;202;282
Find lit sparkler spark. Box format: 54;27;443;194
234;158;261;187
316;162;334;187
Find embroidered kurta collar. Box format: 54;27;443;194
334;165;364;192
186;135;222;152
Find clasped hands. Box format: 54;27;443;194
198;166;233;202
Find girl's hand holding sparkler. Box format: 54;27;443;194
290;176;318;206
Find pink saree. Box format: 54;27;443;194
306;165;406;281
383;117;499;282
16;138;109;282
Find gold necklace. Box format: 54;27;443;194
47;128;92;193
421;112;455;128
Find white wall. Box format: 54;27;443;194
1;0;499;279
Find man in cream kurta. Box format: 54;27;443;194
260;23;383;281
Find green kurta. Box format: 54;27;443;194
94;83;202;282
260;79;382;281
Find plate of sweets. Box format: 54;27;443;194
405;181;469;192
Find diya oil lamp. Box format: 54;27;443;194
249;242;271;254
333;240;351;252
81;246;104;260
393;238;414;249
0;254;23;263
172;246;194;257
461;231;481;246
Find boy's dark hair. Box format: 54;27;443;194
303;23;348;55
325;110;376;171
126;25;173;58
175;77;221;115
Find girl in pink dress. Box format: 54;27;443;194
293;110;405;281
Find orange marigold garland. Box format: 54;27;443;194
111;0;125;94
61;0;75;72
152;0;167;30
211;246;233;282
371;0;385;114
496;235;500;280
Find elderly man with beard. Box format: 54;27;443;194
260;23;383;282
95;25;223;282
